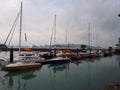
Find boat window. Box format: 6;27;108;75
20;54;24;56
26;54;33;56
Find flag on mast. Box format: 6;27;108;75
25;33;27;42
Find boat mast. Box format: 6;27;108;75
88;22;90;50
96;32;98;49
65;29;67;48
19;2;22;55
54;14;56;49
65;29;69;49
49;14;56;53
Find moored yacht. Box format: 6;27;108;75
0;51;45;67
36;56;71;65
14;51;45;62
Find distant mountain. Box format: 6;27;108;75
39;44;101;49
8;45;29;48
7;44;103;49
39;44;79;49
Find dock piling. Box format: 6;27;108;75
10;47;14;63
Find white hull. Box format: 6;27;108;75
5;62;42;71
14;56;44;63
0;53;45;67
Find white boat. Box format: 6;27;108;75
13;2;45;62
79;51;89;58
5;62;42;71
0;2;45;67
4;2;42;71
37;56;71;64
0;52;45;67
14;52;44;62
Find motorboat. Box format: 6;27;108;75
36;56;71;65
5;62;42;71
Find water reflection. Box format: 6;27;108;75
48;62;70;73
47;62;70;90
72;61;82;67
0;55;120;90
0;68;41;90
86;58;96;62
116;55;120;67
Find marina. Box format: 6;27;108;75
0;52;120;90
0;1;120;90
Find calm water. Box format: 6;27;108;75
0;52;120;90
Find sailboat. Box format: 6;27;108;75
55;27;83;61
4;2;42;71
0;2;44;66
38;14;71;64
87;22;96;58
14;2;44;63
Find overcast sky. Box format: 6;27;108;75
0;0;120;47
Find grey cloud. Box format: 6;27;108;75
0;0;120;47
